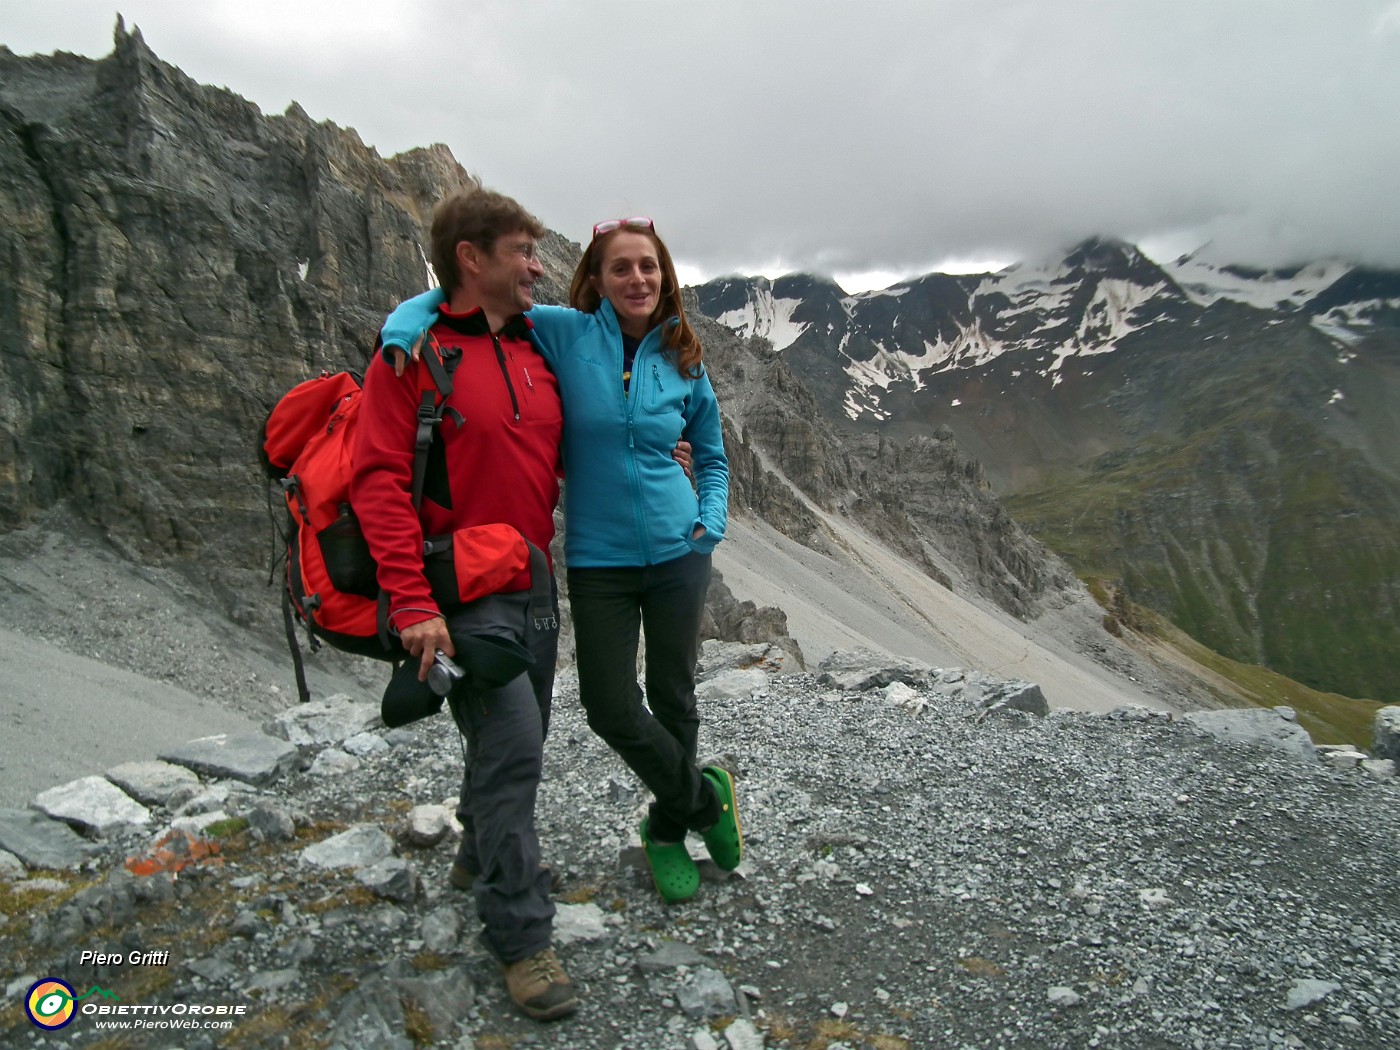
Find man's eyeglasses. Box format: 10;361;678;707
592;216;654;240
498;240;541;261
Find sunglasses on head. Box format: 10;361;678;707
592;216;654;240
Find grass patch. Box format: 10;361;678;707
410;950;450;972
403;997;435;1046
956;957;1005;978
302;884;378;913
204;816;251;839
219;974;354;1049
558;885;598;905
759;1013;799;1042
0;871;88;923
295;819;350;843
220;1004;333;1050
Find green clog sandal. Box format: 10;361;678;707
640;817;700;903
700;765;743;871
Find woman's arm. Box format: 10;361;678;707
380;288;448;372
523;305;589;365
682;369;729;552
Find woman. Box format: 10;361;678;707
382;216;741;903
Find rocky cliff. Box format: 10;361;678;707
0;25;478;613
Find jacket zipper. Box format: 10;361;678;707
624;330;663;563
491;334;521;421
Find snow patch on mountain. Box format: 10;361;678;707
1075;278;1166;349
1166;256;1352;311
715;289;809;352
1312;315;1370;346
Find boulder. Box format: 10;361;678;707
1183;708;1317;762
33;776;151;835
159;734;300;787
1373;706;1400;764
105;761;202;809
263;696;381;747
0;808;98;869
300;824;395;870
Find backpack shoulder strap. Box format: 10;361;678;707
409;332;463;509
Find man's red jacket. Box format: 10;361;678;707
350;307;563;632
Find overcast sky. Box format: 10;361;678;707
6;2;1399;291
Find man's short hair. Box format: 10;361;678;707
430;188;546;293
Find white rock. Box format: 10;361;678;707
722;1018;765;1050
553;903;608;947
881;681;924;712
300;824;394;870
1322;750;1365;770
105;761;202;808
310;749;361;776
33;776;151;834
1048;986;1082;1007
406;805;454;847
0;850;24;879
263;696;380;747
1373;706;1400;763
342;732;390;757
1285;978;1340;1010
167;810;232;837
697;668;769;702
1360;758;1396;781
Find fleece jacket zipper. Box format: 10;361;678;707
490;334;520;421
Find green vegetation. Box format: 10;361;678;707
203;816;251;839
1008;413;1400;705
1093;582;1383;745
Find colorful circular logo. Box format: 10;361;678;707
25;978;77;1030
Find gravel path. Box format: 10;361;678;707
5;655;1396;1049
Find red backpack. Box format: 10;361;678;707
261;340;549;702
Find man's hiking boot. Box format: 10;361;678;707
639;817;700;902
503;947;579;1021
700;765;743;871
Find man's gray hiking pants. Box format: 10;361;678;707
445;587;558;965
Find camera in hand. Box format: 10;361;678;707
427;648;465;697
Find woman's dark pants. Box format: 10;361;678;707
567;551;719;842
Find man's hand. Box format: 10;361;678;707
672;439;693;480
399;616;453;680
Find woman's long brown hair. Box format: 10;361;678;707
569;226;704;378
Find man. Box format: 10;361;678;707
351;187;577;1021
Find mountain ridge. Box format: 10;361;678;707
694;243;1400;703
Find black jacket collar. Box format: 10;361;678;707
438;305;532;340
